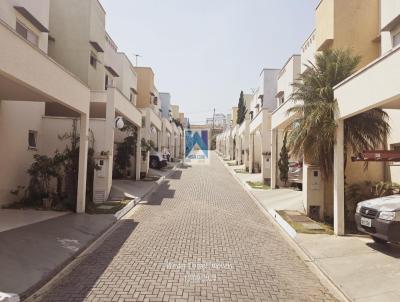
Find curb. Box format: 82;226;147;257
267;208;297;239
24;162;182;302
0;293;19;302
113;162;181;221
217;154;350;302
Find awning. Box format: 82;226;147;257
352;150;400;162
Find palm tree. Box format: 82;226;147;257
286;49;390;180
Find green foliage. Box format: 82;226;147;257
236;91;247;125
114;136;136;179
113;122;138;179
286;49;390;179
20;119;98;211
278;132;290;185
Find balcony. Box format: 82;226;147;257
271;98;299;130
0;19;89;114
334;46;400;119
109;87;142;127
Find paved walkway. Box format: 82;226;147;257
34;153;336;302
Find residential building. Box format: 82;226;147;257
248;69;280;182
235;94;253;169
206;113;227;130
270;55;301;188
46;0;142;203
171;104;180;120
333;0;400;235
134;67;163;154
160;92;172;120
316;0;380;68
0;0;90;211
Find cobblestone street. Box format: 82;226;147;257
36;153;336;302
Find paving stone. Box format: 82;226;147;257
36;153;336;302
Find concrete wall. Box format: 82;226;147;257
171;105;179;120
135;67;154;108
276;55;301;106
316;0;380;68
160;93;171;120
0;101;45;206
381;0;400;53
115;53;137;103
49;0;106;91
260;69;280;111
0;0;50;53
300;30;316;73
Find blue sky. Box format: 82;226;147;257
99;0;318;124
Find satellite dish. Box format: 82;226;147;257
115;116;124;129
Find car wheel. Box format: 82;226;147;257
150;158;159;169
372;236;388;244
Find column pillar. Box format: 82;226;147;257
249;133;254;173
136;127;142;180
334;119;345;235
76;113;89;213
271;129;277;189
104;90;116;196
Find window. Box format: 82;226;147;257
16;21;38;46
90;52;97;68
28;130;38;149
393;32;400;48
105;75;108;90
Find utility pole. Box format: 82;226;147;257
212;108;216;132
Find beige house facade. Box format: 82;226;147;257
0;0;90;212
45;0;143;203
248;69;280;183
333;0;400;235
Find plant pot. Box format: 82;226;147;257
42;197;52;209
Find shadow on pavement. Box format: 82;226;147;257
179;164;192;169
143;181;175;206
366;242;400;259
37;219;138;302
166;170;182;180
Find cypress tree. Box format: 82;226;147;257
278;132;290;185
236;91;247;125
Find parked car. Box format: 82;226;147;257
149;151;168;169
355;194;400;244
288;161;303;190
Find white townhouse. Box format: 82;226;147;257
247;69;280;183
0;0;91;212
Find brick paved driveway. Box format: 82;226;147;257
36;153;336;302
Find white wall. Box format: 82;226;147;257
0;101;45;206
260;69;280;111
380;0;400;54
301;30;316;73
276;55;301;106
0;0;50;52
160;92;171;120
116;53;137;101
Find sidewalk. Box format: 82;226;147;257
0;213;116;299
219;155;400;302
0;162;181;301
223;161;304;212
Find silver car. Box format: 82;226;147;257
355;194;400;244
288;161;303;190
